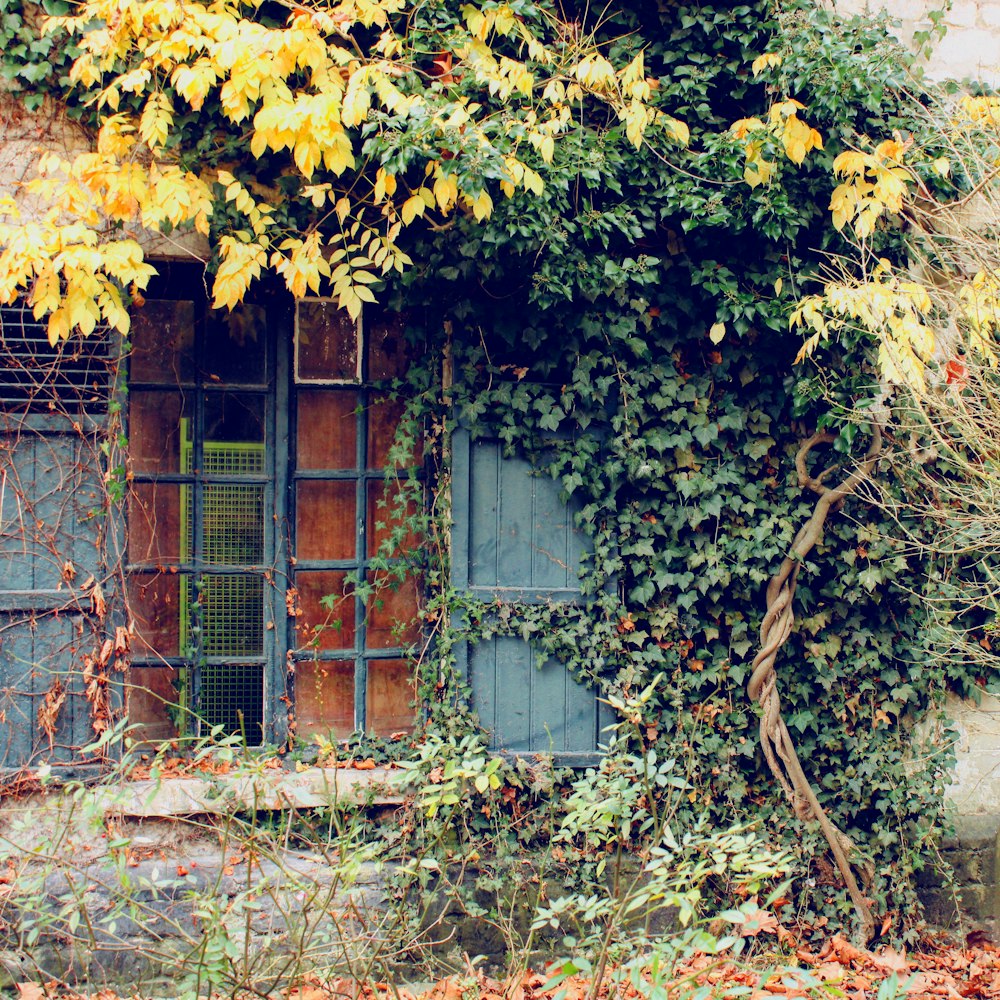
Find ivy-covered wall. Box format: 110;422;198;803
383;0;988;935
1;0;997;937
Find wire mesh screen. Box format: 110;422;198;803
199;574;265;656
203;442;265;476
176;421;267;739
199;662;264;741
202;486;264;564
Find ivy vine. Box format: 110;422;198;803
0;0;983;941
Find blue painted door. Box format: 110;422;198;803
451;430;609;763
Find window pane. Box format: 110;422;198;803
295;570;355;652
128;666;180;743
366;573;420;649
199;663;264;743
130;391;186;474
203;392;266;456
367;397;404;470
296;480;356;560
294;660;354;739
367;481;420;558
130;300;195;384
198;573;264;656
367;313;408;380
128;483;183;565
297;390;357;469
296;300;359;382
201;484;264;564
129;572;185;658
368;396;420;470
366;659;415;735
204;304;266;384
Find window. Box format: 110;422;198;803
127;295;274;744
290;301;420;740
125;275;420;746
0;307;116;768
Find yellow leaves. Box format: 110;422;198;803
730;103;822;188
400;194;426;226
138;92;173;149
96;114;137;157
574;53;616;92
212;235;267;310
957;94;1000;126
666;118;690;146
143;165;214;234
461;3;517;41
252;88;356;178
271;231;330;298
730;117;764;141
373;168;397;204
621;100;655;149
743;142;776;189
830;138;912;238
217;171;273;237
781;110;822;165
172;59;218;111
293;139;322;179
521;165;544;197
0;205;154;341
709;322;726;345
767;100;822;165
432;171;459;213
958;269;1000;365
496;157;543;198
831;150;865;177
342;67;373;128
5;0;674;327
68;51;101;88
751;52;782;77
620;51;650;102
470;189;493;222
790;261;939;390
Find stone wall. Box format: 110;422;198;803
0;89;207;257
835;0;1000;84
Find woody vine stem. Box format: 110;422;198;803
749;426;883;942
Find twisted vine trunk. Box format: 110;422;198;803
748;427;882;943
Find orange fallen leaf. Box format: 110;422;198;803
871;946;909;973
15;985;47;1000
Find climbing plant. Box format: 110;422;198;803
382;0;972;940
0;0;987;942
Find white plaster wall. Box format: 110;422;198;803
836;0;1000;85
938;694;1000;828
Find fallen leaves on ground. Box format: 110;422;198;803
15;930;1000;1000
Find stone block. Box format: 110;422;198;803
944;2;982;29
920;887;964;928
925;28;1000;85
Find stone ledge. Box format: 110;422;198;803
0;766;403;829
101;765;403;816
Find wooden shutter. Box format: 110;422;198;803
0;307;113;769
451;430;609;764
